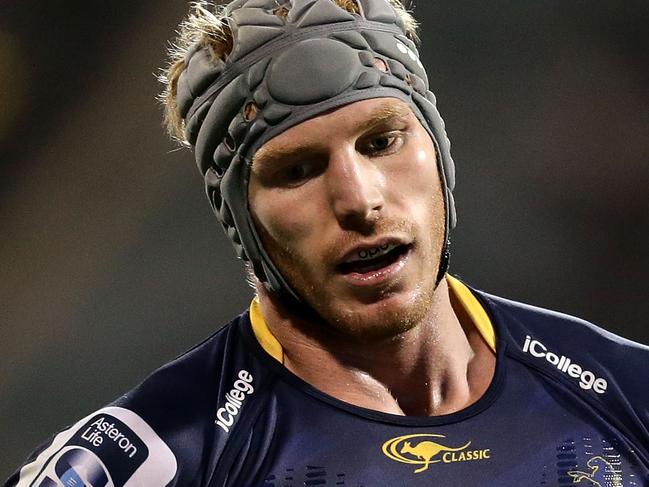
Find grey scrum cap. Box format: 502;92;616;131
176;0;456;305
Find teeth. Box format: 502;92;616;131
356;243;398;261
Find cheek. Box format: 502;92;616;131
413;147;440;183
249;187;317;248
391;146;443;209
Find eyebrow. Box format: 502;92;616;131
252;101;411;169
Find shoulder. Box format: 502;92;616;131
473;287;649;368
6;405;179;487
470;285;649;453
6;312;268;487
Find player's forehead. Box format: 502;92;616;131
252;97;415;168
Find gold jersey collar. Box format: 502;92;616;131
249;274;496;364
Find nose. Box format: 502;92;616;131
326;148;385;232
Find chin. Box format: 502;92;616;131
314;286;436;342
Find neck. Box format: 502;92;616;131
255;279;495;416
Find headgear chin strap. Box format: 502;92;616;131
176;0;456;306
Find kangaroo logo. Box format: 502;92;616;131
568;456;623;487
382;434;472;473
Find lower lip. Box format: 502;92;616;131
340;247;411;287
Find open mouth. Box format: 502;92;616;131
338;243;412;275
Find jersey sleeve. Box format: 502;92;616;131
4;313;278;487
475;288;649;467
5;406;177;487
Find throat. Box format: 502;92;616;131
393;374;474;416
284;350;474;416
255;276;495;417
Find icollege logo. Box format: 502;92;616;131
382;434;491;473
522;336;608;394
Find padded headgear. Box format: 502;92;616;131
177;0;456;305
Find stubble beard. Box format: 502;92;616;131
260;216;445;343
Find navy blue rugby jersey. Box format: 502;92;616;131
7;276;649;486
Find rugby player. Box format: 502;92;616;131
6;0;649;485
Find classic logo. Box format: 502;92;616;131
382;434;491;473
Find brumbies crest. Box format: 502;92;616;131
382;434;491;473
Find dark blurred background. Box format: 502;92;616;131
1;0;647;478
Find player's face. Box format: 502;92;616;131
249;98;446;339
